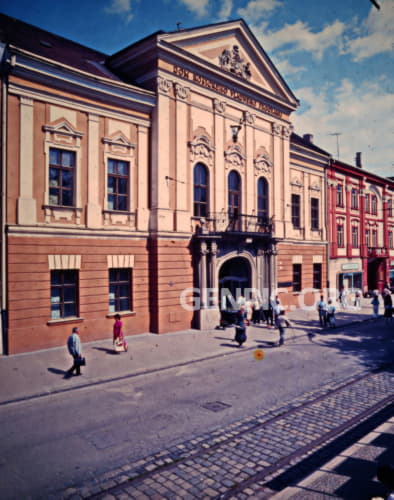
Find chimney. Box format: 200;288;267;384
355;152;362;168
303;134;314;144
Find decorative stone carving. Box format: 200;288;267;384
102;131;135;156
272;122;281;136
219;45;252;81
157;76;172;94
224;144;246;172
213;99;226;114
243;110;256;125
282;125;292;138
174;83;190;100
254;146;272;177
189;128;215;166
43;119;83;147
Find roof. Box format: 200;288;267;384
0;13;122;81
291;132;331;157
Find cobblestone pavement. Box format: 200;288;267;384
57;366;393;500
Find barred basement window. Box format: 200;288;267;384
313;263;322;289
109;268;132;312
50;270;78;319
293;263;302;292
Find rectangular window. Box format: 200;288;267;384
336;184;343;207
50;270;78;319
365;194;370;213
108;159;129;211
389;231;393;249
109;268;132;313
311;198;319;230
372;229;377;247
371;195;377;215
388;199;393;217
313;263;322;290
351;226;359;248
337;224;344;247
293;264;302;292
291;194;301;228
351;188;358;209
366;229;370;247
49;148;75;206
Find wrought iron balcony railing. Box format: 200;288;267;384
200;212;274;234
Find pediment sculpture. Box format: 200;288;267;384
219;45;252;81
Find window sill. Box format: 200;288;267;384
106;311;136;318
47;317;84;326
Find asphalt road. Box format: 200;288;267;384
0;320;392;499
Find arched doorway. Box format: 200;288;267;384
219;256;251;310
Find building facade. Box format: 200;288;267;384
327;156;394;295
0;14;391;354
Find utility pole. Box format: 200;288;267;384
329;132;342;160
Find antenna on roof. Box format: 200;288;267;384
176;22;182;31
329;132;342;160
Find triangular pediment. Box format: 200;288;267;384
43;118;83;138
158;20;298;108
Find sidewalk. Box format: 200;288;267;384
0;299;375;405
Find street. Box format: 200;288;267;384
0;319;393;499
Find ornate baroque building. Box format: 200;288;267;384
0;14;387;354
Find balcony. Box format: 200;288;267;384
197;212;274;235
367;246;388;258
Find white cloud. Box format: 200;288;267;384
342;0;394;61
292;78;394;177
104;0;134;22
218;0;233;19
177;0;209;18
253;19;346;60
237;0;282;20
274;58;306;76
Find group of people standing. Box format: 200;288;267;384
316;296;337;328
371;288;393;321
65;314;128;377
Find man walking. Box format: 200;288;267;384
316;295;328;327
66;326;83;377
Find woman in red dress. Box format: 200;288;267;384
113;314;128;352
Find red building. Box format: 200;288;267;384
327;154;394;294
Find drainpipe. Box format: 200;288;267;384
0;43;10;354
325;159;331;299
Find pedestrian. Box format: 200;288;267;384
273;298;283;326
354;289;361;310
316;295;328;327
371;292;380;318
113;314;128;352
234;305;247;346
383;289;393;322
326;299;336;328
340;287;348;309
275;310;292;346
66;326;84;377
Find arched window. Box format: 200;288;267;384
257;177;269;223
193;163;209;217
228;170;241;218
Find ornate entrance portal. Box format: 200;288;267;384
218;256;251;307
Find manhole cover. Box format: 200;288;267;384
202;401;232;412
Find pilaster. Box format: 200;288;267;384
86;114;101;228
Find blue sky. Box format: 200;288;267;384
1;0;393;177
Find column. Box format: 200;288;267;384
17;97;37;224
136;125;150;231
244;111;255;216
210;241;218;306
174;83;190;232
214;99;226;214
200;241;208;309
87;114;101;228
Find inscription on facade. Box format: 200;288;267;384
172;65;282;119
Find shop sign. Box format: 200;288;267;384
341;263;359;271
